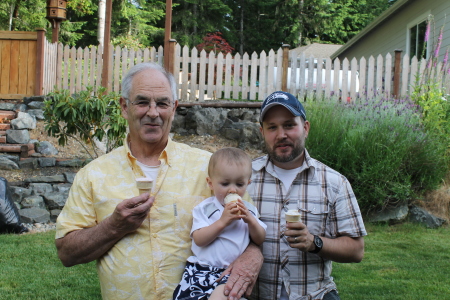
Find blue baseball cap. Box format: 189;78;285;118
260;91;307;122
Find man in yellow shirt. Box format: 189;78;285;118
55;62;262;300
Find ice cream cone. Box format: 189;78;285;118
285;209;301;223
224;193;242;215
136;177;153;195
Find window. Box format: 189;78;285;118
409;20;428;59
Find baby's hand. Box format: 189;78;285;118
236;200;253;223
220;202;242;226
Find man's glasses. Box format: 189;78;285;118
127;98;173;112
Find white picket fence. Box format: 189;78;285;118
43;40;450;101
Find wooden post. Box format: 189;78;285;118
101;0;112;92
51;20;61;43
167;39;177;75
393;49;402;98
35;28;46;96
164;0;173;72
281;44;290;92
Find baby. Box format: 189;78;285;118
173;147;267;300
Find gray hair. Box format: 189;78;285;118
121;62;178;102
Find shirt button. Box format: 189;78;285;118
152;234;157;238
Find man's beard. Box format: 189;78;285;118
264;139;304;163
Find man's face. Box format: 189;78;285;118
260;105;310;169
120;68;177;146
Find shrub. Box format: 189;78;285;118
43;87;128;159
305;97;448;214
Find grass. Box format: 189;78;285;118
1;223;449;299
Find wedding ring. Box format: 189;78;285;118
294;237;298;243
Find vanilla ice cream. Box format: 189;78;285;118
285;209;301;223
136;177;153;195
224;193;242;214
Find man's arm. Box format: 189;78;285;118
285;222;364;263
55;194;153;267
219;243;263;300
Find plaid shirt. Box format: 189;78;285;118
247;150;367;300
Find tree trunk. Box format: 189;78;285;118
8;3;14;30
98;0;106;46
240;0;244;55
298;0;304;45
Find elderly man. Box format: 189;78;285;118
247;91;367;300
55;62;262;300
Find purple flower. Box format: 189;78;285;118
424;20;431;42
434;27;444;57
444;49;449;65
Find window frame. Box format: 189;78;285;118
406;11;431;60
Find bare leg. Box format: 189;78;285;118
209;284;246;300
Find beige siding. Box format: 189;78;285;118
337;0;450;61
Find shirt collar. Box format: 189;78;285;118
252;149;316;180
124;134;174;167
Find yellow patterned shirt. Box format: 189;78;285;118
56;138;212;299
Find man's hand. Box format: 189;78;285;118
108;193;154;236
285;221;315;252
219;243;263;300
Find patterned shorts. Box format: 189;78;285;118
173;261;230;300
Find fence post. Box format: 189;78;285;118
281;44;290;92
393;49;402;98
35;28;46;96
167;39;177;75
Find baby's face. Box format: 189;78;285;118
206;161;251;205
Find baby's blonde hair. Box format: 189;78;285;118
208;147;252;178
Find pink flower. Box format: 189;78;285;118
444;48;449;65
434;27;443;57
424;21;431;42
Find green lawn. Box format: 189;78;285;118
0;223;448;299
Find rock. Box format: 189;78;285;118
57;159;85;167
64;172;76;183
10;112;36;130
220;120;263;150
0;156;19;170
171;114;187;135
19;207;50;223
53;183;72;194
21;195;45;209
10;186;32;201
35;141;58;156
38;157;56;167
14;103;28;112
185;106;228;135
9;186;33;203
29;183;53;195
50;209;61;222
27;101;46;109
409;205;446;228
368;205;409;223
27;109;45;120
6;129;30;144
25;175;66;183
24;96;47;105
0;102;15;110
43;192;67;210
0;154;20;164
18;158;39;169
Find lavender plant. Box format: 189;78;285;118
305;97;447;213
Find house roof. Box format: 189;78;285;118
290;43;342;58
331;0;413;59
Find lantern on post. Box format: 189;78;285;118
46;0;67;43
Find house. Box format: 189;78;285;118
331;0;450;62
290;43;342;59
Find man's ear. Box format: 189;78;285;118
120;97;128;119
171;100;179;121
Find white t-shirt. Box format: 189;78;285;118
187;196;267;269
136;161;159;193
273;165;302;191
